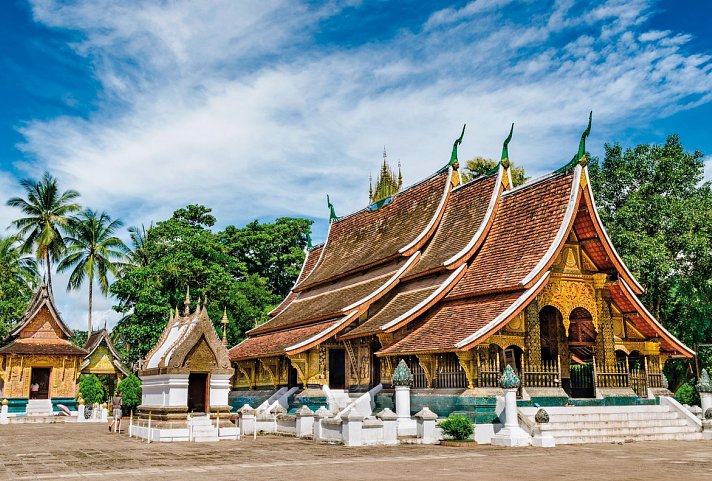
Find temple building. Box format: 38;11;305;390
0;283;85;415
80;326;130;395
229;117;692;414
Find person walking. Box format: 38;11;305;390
109;391;122;433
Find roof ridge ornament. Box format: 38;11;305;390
501;123;514;168
327;194;338;222
448;124;466;188
556;111;592;173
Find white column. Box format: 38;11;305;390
491;388;531;447
700;392;712;417
295;406;315;437
0;401;8;425
76;404;85;423
238;404;255;435
377;408;398;445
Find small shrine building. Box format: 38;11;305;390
0;283;86;414
229;118;692;410
80;327;130;395
139;294;233;421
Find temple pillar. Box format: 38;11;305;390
525;300;541;368
593;274;616;370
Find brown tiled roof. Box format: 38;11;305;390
378;291;524;355
340;281;440;339
447;171;575;299
572;199;614;270
296;171;449;290
0;338;87;356
230;320;338;361
407;173;498;277
269;244;324;318
249;261;402;335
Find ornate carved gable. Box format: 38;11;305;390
19;306;64;340
184;336;217;370
167;308;233;375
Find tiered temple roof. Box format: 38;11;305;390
229;129;693;364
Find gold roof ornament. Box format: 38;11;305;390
221;307;230;346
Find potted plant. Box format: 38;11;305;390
438;414;475;446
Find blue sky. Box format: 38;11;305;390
1;0;711;330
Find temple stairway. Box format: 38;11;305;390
190;415;219;442
328;389;361;412
519;404;703;444
26;399;53;416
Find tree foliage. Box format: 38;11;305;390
78;374;106;404
461;156;527;187
588;135;712;386
116;374;142;413
0;236;39;341
111;204;311;366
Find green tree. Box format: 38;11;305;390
116;374;142;413
218;217;312;297
588;134;712;386
57;209;128;334
78;374;106;404
69;329;88;348
111;205;311;365
124;224;152;269
461;156;527;187
6;172;81;292
0;236;39;340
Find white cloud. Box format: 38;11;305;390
4;0;712;327
704;155;712;183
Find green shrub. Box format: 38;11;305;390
438;414;474;441
675;382;700;406
116;374;142;414
78;374;106;405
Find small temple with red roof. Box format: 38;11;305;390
228;113;692;411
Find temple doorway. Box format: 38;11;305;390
567;307;596;398
370;343;381;388
288;363;299;388
29;368;51;399
187;373;208;413
328;348;345;389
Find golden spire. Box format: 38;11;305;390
183;286;191;315
370;146;402;204
221;307;229;346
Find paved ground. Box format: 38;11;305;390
0;423;711;480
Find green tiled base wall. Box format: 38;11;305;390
52;398;78;412
6;398;28;414
375;393;500;424
289;395;328;413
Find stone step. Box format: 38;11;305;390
553;432;703;444
521;405;670;415
541;425;699;437
541;418;691;430
541;412;682;423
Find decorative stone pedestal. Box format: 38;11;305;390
393;360;417;436
531;409;555;447
491;367;531;448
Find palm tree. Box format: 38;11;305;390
57;209;128;333
7;172;81;291
0;235;40;294
124;224;153;269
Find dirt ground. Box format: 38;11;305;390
0;423;710;480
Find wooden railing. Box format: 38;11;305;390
434;354;467;389
594;360;629;388
521;357;561;388
477;357;501;388
629;368;647;397
645;357;664;389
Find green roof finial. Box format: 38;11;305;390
449;124;466;169
327;195;337;222
501;123;514;168
576;111;592;165
306;232;313;250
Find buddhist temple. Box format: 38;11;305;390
80;326;130;395
0;283;85;415
229;117;693;418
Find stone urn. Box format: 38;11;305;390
697;369;712;416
